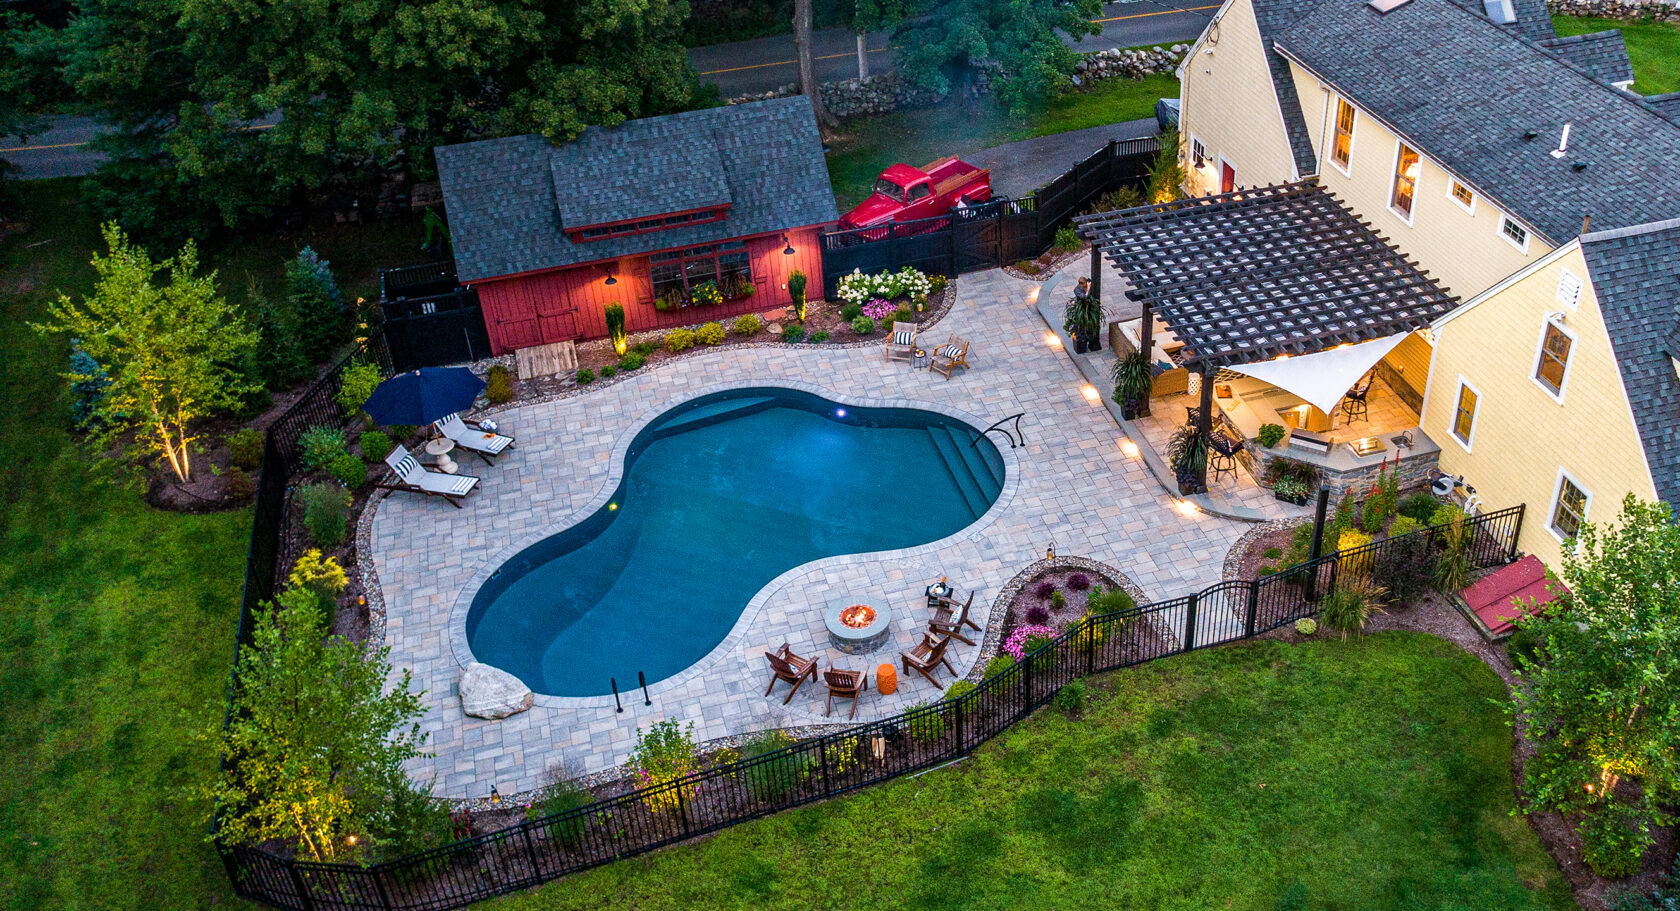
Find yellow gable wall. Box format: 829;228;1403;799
1423;246;1657;569
1285;59;1550;301
1177;0;1300;195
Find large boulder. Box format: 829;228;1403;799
459;662;533;719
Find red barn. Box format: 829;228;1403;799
435;97;838;353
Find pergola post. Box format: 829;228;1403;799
1089;243;1102;307
1136;297;1154;417
1193;362;1215;494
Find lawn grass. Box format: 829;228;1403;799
492;633;1573;911
1552;15;1680;94
0;179;422;910
825;73;1177;209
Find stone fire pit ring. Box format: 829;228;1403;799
824;599;895;654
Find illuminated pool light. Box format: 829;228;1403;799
836;408;847;418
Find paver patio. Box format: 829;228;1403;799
368;267;1251;798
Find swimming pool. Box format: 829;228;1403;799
465;387;1005;697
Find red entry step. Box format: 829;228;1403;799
1459;554;1568;635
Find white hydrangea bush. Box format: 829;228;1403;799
836;266;935;306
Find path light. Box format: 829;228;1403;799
1046;541;1056;560
490;786;501;806
347;835;358;847
1120;438;1139;457
1044;332;1062;349
1027;286;1041;304
1081;384;1100;403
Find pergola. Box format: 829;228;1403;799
1074;180;1459;492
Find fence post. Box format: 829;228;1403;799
1084;617;1095;677
818;736;833;797
520;824;543;882
953;694;965;753
1305;488;1331;602
1184;592;1199;651
1509;503;1525;561
287;863;317;911
1020;654;1034;719
675;783;692;837
1245;580;1259;639
887;222;898;272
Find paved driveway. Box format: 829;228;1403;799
970;119;1161;197
367;267;1247;798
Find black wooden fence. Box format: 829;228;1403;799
819;135;1159;299
218;499;1525;911
381;288;493;374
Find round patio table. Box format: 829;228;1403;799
424;436;459;474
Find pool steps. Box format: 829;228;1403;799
925;424;1002;520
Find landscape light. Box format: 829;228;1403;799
1120;439;1139;457
1081;384;1100;402
490;786;501;805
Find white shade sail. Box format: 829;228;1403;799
1224;332;1412;415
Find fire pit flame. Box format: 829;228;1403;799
838;604;876;629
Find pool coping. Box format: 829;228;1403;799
442;378;1023;713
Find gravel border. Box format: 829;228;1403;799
1221;516;1312;582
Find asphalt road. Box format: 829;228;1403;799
0;0;1212;180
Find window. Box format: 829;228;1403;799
1191;136;1207;167
1331;98;1355;172
908;183;932;202
1391;143;1420;220
1555;268;1583;308
649;242;753;308
568;207;726;243
1500;216;1529;252
1534;319;1574;398
1447;179;1475;213
1484;0;1516;23
1451;379;1479;448
1550;471;1590;540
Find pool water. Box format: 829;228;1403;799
466;388;1005;697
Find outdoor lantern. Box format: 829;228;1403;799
604;269;617;285
1046;541;1056;560
490;786;501;805
782;234;796;256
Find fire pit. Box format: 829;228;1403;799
825;599;894;654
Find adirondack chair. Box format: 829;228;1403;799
377;445;480;508
823;667;869;719
763;643;818;704
901;632;957;686
929;590;980;646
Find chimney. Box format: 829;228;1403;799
1550;123;1572;159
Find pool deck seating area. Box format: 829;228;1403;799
366;268;1256;798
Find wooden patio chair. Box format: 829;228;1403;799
929;590;980;646
901;632;957;687
823;667;869;719
763;643;818;704
885;321;919;364
436;412;515;464
930;338;970;380
377;445;480;508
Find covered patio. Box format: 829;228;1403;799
1075;181;1459;502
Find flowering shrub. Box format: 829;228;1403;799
836;266;934;306
862;298;895;321
1003;623;1059;660
690;281;723;307
629;719;699;814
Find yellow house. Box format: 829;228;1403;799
1425;221;1680;567
1165;0;1680;562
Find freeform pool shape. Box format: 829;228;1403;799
466;388;1005;697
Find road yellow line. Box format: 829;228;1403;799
0;139;87;152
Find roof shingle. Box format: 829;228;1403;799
1536;30;1635;88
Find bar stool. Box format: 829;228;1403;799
1340;375;1373;425
1208;433;1242;484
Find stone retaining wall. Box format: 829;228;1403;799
726;45;1187;119
1548;0;1680;19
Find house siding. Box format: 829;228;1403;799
1286;60;1550;300
1422;246;1657;569
1178;0;1300;196
474;226;826;354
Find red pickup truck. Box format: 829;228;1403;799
839;157;993;230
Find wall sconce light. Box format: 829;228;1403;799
782;234;796;256
603;264;617;285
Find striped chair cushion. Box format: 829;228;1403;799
937;343;963;359
395;455;420;479
893;330;914;346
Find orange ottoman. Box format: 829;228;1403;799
876;663;898;695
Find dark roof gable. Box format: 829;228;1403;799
436;97;838;283
1581;219;1680;505
1537;30;1635;88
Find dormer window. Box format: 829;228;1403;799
1484;0;1515;23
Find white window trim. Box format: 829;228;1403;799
1498;214;1531;253
1450;375;1480;452
1388;139;1418;227
1530;315;1577;404
1329;97;1356;178
1190;134;1208;166
1547;466;1592;543
1446;178;1476;216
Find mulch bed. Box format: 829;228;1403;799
1001;242;1086;282
1000;565;1123;644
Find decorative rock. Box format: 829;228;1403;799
460;662;533;719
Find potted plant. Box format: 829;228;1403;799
1256;423;1286;448
1272;475;1310;505
1167;424;1208;494
1262;456;1319;505
1064;292;1103;354
1110;350;1153;420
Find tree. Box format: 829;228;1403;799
1512;496;1680;870
209;587;428;861
35;223;258;481
891;0;1101;114
1145;127;1187;203
287;247;349;363
794;0;833;127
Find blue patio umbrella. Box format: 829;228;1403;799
361;367;487;427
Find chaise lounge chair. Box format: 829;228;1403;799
437;412;515;463
886;321;919;364
929;590;980;646
901;632;957;686
763;643;819;704
377;445;480;508
930;338;970;380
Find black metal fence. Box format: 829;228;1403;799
819;136;1160;299
218;502;1524;911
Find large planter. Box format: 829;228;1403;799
1072;333;1089;354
